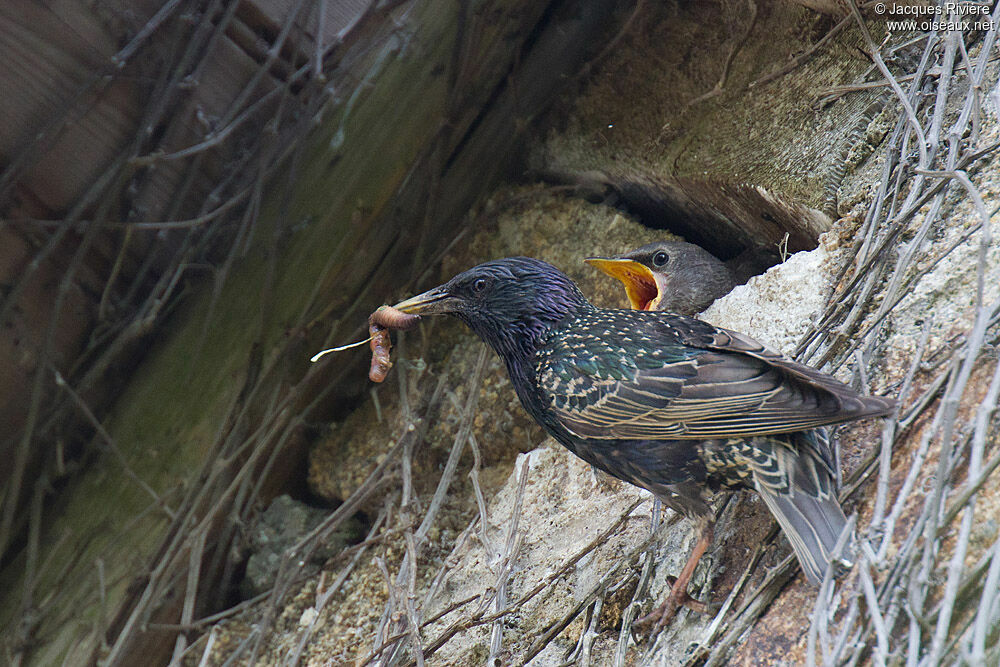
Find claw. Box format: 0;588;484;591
635;521;716;631
635;579;712;629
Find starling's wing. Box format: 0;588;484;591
538;312;894;440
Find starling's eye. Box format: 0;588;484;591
652;250;669;267
472;278;488;294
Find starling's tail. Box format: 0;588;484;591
757;475;851;583
751;430;853;584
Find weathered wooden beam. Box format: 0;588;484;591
0;0;620;664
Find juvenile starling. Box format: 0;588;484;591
392;257;893;627
586;241;737;314
589;241;860;623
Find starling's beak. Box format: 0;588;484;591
585;257;664;311
392;286;461;316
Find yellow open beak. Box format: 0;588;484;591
585;257;663;311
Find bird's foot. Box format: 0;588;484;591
635;576;714;630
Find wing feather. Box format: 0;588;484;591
538;311;894;440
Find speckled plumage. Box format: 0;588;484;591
393;257;894;623
587;243;869;599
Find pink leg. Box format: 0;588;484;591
637;520;715;628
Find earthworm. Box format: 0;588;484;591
369;305;419;330
366;306;419;382
368;323;392;383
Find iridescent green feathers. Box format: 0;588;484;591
536;308;893;442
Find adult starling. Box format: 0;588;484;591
392;257;893;626
589;240;864;621
585;240;737;315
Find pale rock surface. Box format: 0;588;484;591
423;443;650;665
700;235;837;356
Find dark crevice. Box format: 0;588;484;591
528;168;832;267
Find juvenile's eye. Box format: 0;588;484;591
652;250;669;267
472;278;487;293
